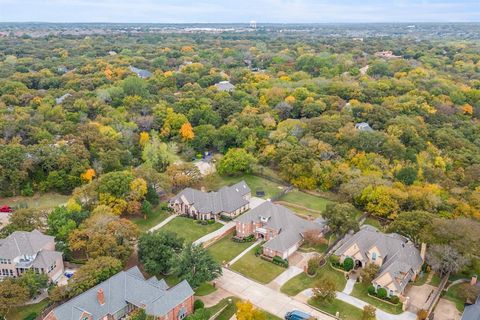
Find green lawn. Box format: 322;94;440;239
202;174;286;199
231;245;285;284
206;296;281;320
363;217;383;229
350;282;403;314
429;273;442;287
308;297;363;320
130;207;170;232
280;190;333;213
195;282;217;296
443;283;467;312
207;234;255;264
0;193;69;211
7;299;50;320
159;216;222;244
281;263;347;296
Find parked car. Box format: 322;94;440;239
0;205;13;213
285;310;314;320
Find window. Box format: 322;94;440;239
371;252;377;261
178;307;187;320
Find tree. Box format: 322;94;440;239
343;257;354;272
387;211;434;245
427;244;468;276
361;264;379;284
312;278;336;303
18;270;48;299
80;168;96;183
217;148;257;176
362;305;376;320
236;300;266;320
0;278;29;316
139;132;150;147
458;283;480;304
138;232;184;275
1;208;45;236
180;122;195;140
166;163;201;193
187;308;210;320
395;167;417;185
322;203;359;236
174;244;222;288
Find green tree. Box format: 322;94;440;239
174;244;222;288
138;231;184;275
322;203;359;236
217;148;257;176
387;211;434;245
312;278;336;303
0;278;29;317
18;270;49;298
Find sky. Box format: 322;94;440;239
0;0;479;23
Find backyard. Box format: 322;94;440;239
202;174;286;199
7;299;50;320
281;263;347;296
350;282;403;314
278;190;333;213
230;244;285;284
207;234;255;264
443;282;467;312
130;206;170;232
159;216;223;243
0;193;69;211
308;297;363;320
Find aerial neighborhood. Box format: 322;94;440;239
0;20;480;320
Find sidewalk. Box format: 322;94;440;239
228;240;261;265
193;221;236;246
148;214;178;233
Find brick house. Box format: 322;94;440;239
235;201;326;259
169;181;251;220
0;230;64;282
333;225;424;297
44;266;194;320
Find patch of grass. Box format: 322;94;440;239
202;174;285;199
412;272;429;286
308;297;363;320
363;217;383;229
207;234;254;264
350;282;403;314
7;299;50;320
206;296;281;320
298;241;329;254
429;273;442;287
0;193;69;211
159;216;222;244
443;283;467;312
130;207;170;232
195;282;217;296
281;263;346;296
280;190;333;213
231;245;285;284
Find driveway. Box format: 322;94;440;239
268;266;303;290
249;197;266;209
216;268;336;320
404;284;437;313
433;299;461;320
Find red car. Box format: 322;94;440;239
0;205;13;213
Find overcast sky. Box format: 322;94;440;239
0;0;479;23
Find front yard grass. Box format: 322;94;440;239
308;297;363;320
159;217;222;244
0;193;69;211
7;299;50;320
280;190;333;213
195;282;217;296
130;207;170;232
350;282;403;314
230;245;285;284
207;234;254;264
202;174;285;199
206;297;281;320
280;263;347;296
443;283;467;312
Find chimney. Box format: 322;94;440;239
420;243;427;262
97;288;105;305
471;275;477;286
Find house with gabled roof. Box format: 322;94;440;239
214;81;235;92
333;225;424;297
169;181;251;220
43;266;194;320
0;230;64;282
235;201;326;259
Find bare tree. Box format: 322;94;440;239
427;244;468;276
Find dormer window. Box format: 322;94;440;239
260;216;269;223
371;252;377;261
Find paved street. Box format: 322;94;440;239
216;268;336;320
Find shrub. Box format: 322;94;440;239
367;285;376;295
272;255;289;268
255;246;263;256
207;219;215;225
377;287;387;299
307;258;319;275
390;295;400;304
343;257;354;272
194;299;205;310
417;309;428;320
329;255;340;266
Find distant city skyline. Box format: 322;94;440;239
0;0;479;23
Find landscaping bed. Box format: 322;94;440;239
230;245;285;284
350;283;403;314
159;216;222;243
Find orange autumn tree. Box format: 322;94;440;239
180;122;195;140
81;168;96;182
105;66;113;80
463;103;473;115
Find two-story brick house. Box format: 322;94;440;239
333;225;424;297
44;266;194;320
0;229;64;282
235;201;326;259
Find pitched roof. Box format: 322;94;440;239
0;230;55;259
237;201;325;252
48;266;194;320
214;81;235;92
462;297;480;320
334;225;423;292
129;66;152;78
170;181;250;215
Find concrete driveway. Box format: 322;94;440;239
216;268;336;320
404;284;437;313
434;299;461;320
249;197;266;209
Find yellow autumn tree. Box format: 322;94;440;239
463;103;473;115
180;122;195;140
81;168;96;182
236;301;265;320
285;95;296;104
105;66;113;80
139;132;150;147
129;178;147;201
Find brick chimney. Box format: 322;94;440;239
420;243;427;262
97;288;105;305
471;275;477;286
